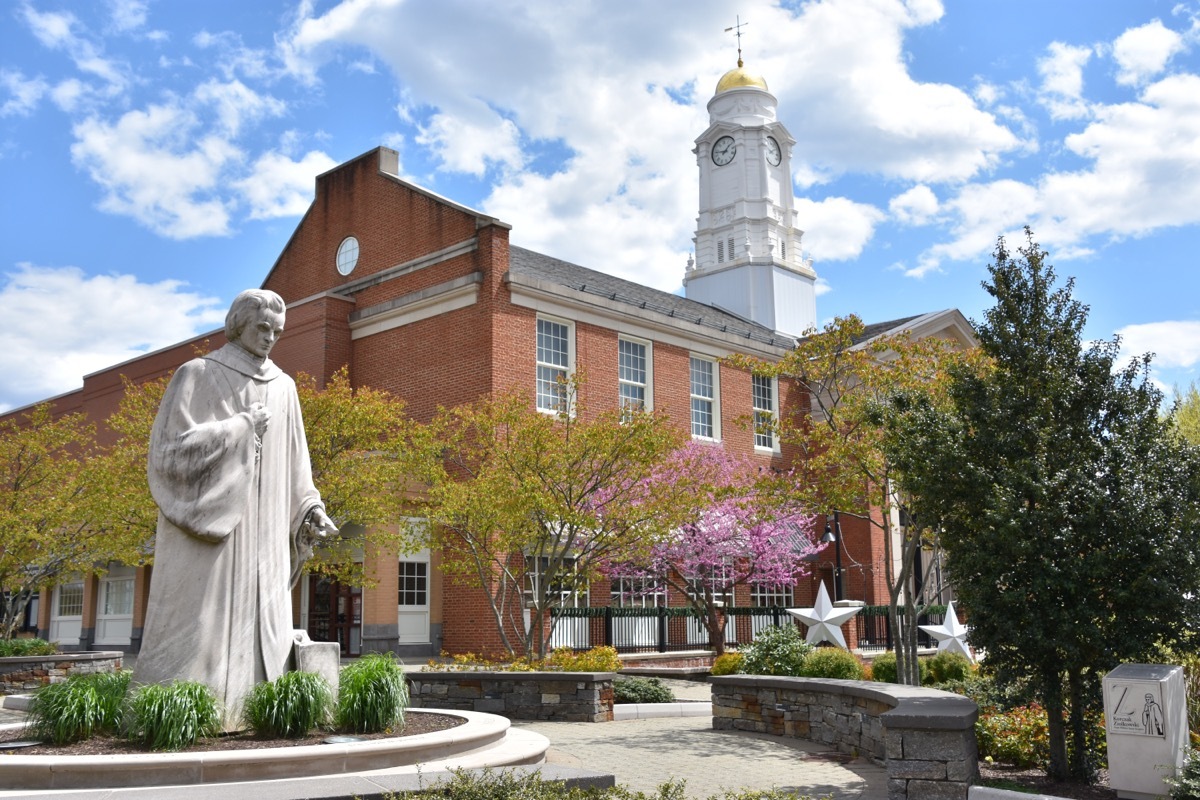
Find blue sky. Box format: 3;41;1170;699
3;0;1200;412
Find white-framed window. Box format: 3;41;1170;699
618;336;652;415
399;561;428;607
752;374;778;451
686;564;733;608
690;355;720;440
536;316;574;413
751;583;792;607
524;555;587;608
610;575;666;608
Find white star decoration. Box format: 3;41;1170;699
918;601;973;662
786;582;862;649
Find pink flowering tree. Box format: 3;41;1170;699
610;442;818;655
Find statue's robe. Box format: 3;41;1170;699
133;343;324;727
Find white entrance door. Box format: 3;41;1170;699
397;551;430;644
95;566;135;646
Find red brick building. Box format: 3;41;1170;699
13;63;973;658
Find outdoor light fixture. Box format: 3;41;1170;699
822;511;845;602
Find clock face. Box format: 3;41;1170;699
765;136;782;167
712;136;736;166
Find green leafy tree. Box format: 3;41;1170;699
1171;381;1200;445
409;377;696;659
0;406;147;638
296;367;421;585
882;229;1200;780
729;315;970;685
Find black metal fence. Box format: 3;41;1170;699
548;604;948;653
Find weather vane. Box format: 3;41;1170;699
724;15;748;67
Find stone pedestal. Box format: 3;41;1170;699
1104;663;1187;799
293;630;340;698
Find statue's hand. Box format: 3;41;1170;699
307;507;339;539
249;402;271;437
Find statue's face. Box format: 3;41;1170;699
238;309;285;358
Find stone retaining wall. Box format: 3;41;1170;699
407;671;615;722
0;651;124;694
711;675;978;800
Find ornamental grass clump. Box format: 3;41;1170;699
242;670;333;738
336;652;408;733
26;670;132;744
124;680;221;752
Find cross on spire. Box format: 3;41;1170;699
724;16;748;67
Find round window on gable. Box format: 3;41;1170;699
336;236;360;276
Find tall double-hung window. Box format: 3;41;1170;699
618;336;651;415
752;374;778;451
536;316;573;413
690;355;720;440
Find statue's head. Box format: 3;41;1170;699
226;290;286;340
226;289;286;358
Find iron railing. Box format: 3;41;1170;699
548;604;949;653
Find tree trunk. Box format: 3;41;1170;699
1044;670;1069;781
1067;668;1091;780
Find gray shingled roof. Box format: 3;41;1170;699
508;246;797;349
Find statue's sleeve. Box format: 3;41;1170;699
284;377;325;585
148;359;257;542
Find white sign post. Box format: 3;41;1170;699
1103;663;1187;799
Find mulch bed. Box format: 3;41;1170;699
979;762;1116;800
0;712;464;756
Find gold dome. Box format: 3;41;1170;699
715;60;768;94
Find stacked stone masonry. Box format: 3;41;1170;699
0;652;123;694
407;671;615;722
710;675;978;800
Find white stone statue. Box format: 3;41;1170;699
133;289;338;727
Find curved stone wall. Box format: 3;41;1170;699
0;651;123;694
710;675;978;800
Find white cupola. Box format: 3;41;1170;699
683;60;817;337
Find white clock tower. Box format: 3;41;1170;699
684;60;817;337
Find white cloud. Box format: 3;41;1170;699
70;104;242;238
1037;42;1092;120
1113;20;1186;86
0;264;225;412
235;150;339;219
415;112;523;177
20;3;128;95
889;185;939;225
193;79;286;136
794;196;886;262
108;0;149;34
1117;320;1200;369
0;70;49;117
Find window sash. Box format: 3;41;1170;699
536;318;571;412
610;576;665;608
56;584;83;618
618;338;647;413
751;583;792;607
101;579;133;616
398;561;428;607
690;357;716;438
753;375;775;450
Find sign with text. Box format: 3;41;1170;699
1106;678;1166;738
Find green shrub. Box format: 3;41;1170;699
868;652;928;684
336;652;409;733
26;670;131;744
800;647;864;680
125;681;221;751
544;646;621;672
740;624;813;677
924;651;973;685
613;677;675;704
1168;746;1200;800
242;670;332;738
975;704;1049;769
0;637;58;657
711;652;743;676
